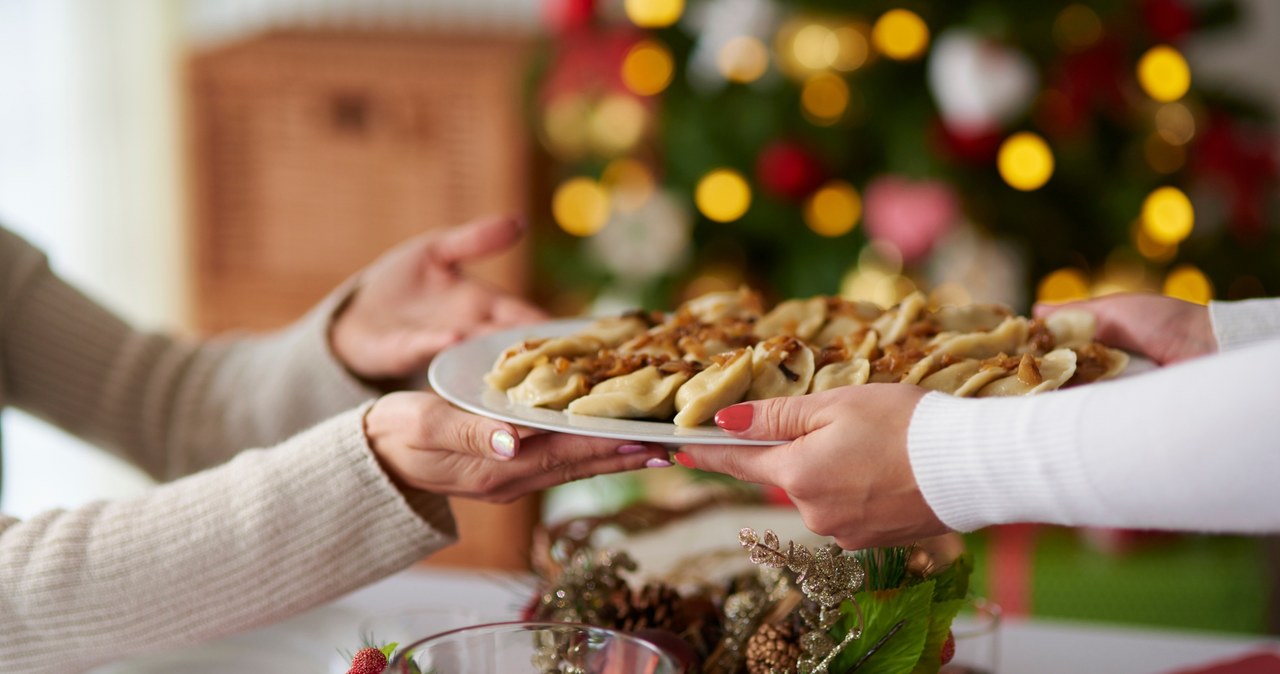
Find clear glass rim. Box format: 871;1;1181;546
387;619;682;668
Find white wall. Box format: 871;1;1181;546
0;0;185;517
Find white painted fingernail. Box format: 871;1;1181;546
491;429;516;459
645;458;672;468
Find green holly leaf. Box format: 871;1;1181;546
929;554;973;604
910;598;966;674
828;581;934;674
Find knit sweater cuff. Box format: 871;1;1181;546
906;391;1106;532
275;280;382;409
1209;298;1280;352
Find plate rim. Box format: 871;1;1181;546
426;318;784;446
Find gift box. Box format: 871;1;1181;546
964;525;1273;633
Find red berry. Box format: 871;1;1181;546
347;646;388;674
940;630;956;666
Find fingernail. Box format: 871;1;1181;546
617;444;647;454
673;452;695;469
645;457;672;468
714;404;753;432
490;429;516;459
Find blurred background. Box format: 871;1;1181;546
0;0;1276;636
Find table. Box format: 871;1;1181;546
90;567;1280;674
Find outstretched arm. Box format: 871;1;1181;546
677;340;1280;549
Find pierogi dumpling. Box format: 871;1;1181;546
1044;309;1097;349
873;292;927;347
918;360;982;394
673;348;753;427
932;304;1012;334
814;298;883;346
506;359;588;410
933;317;1029;360
676;287;764;323
977;350;1078;397
747;336;815;400
755;297;828;341
485;336;604;391
578;311;662;348
810;358;871;393
566;366;690;419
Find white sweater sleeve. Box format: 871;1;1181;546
907;339;1280;533
1210;298;1280;351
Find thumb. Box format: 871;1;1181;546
713;394;823;441
422;395;523;461
426;215;524;267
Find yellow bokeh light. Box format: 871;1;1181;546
601;158;655;213
1053;4;1103;52
998;132;1055;191
588;94;647;155
1132;219;1178;263
1141;186;1194;245
872;9;930;61
1163;264;1213;304
1144;133;1186;174
695;169;752;223
1138;45;1191;103
1155;102;1196;146
624;0;683;28
801;73;850;125
804;181;862;237
833;24;871;71
718;36;770;84
621;40;675;97
552;177;611;237
793;24;841;70
542;96;592;159
1037;267;1090;303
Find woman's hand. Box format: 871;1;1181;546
364;392;671;503
331;216;546;382
1034;293;1215;365
675;385;946;550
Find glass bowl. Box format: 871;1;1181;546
386;621;686;674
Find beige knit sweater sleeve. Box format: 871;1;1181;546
0;228;457;672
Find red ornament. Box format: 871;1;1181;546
1041;40;1128;137
755;140;826;201
1191;113;1279;242
940;630;956;666
930;118;1002;165
1142;0;1195;43
542;0;596;33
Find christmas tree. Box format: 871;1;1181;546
529;0;1277;314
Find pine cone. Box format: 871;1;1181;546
744;622;801;674
610;583;687;634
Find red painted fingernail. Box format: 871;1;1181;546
714;404;753;432
673;452;696;469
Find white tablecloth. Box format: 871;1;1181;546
91;567;1280;674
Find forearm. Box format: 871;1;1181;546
2;229;377;478
0;405;454;673
908;340;1280;532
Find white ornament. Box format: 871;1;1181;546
588;190;692;281
928;29;1037;135
682;0;781;92
926;223;1026;310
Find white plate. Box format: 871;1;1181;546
427;319;783;446
428;319;1159;447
